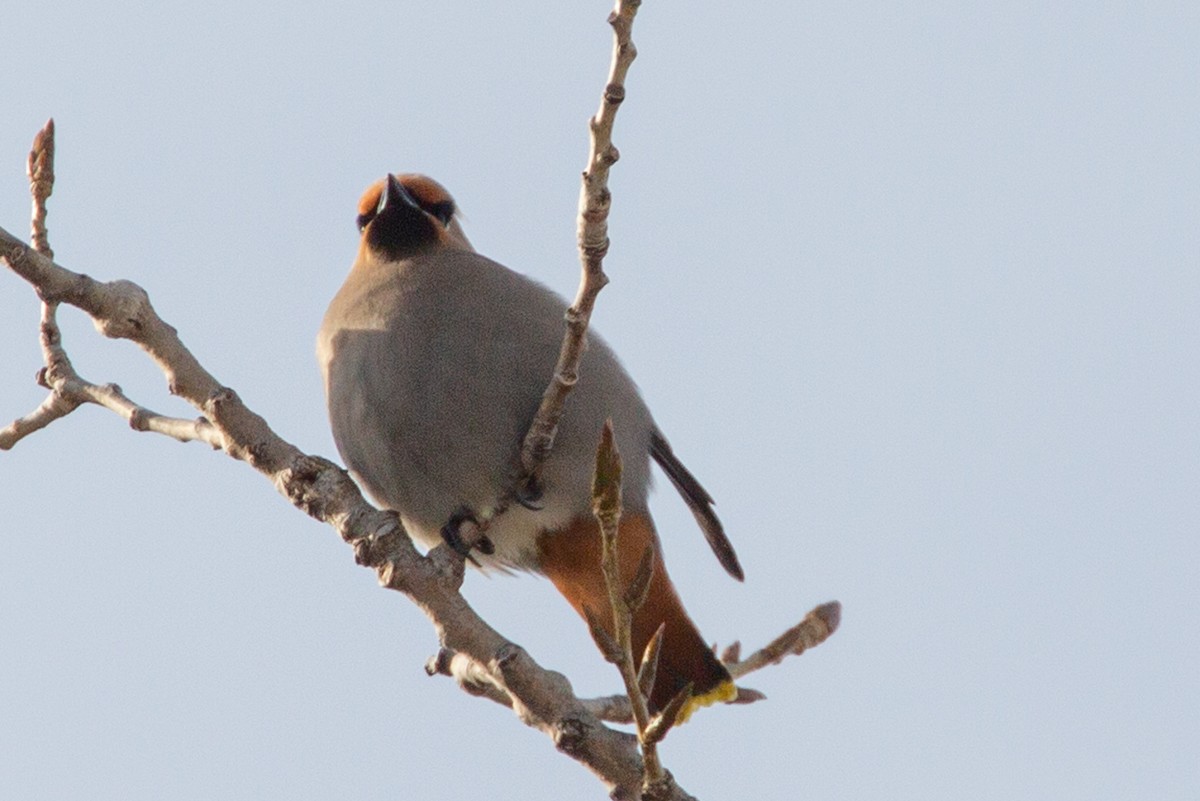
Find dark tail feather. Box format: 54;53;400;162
650;429;744;581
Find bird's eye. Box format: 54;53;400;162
356;210;376;232
425;200;455;227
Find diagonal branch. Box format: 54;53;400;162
723;601;842;682
0;220;669;800
0;301;224;451
1;9;672;795
1;4;840;798
0;111;692;801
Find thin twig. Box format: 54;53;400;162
725;601;842;681
2;120;77;447
28;118;54;259
593;422;656;744
594;420;680;799
1;121;225;452
512;0;642;502
0;297;224;450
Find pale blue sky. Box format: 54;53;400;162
2;2;1197;799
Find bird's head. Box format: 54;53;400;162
355;173;473;262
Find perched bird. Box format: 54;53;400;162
318;174;743;718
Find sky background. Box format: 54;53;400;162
2;2;1197;799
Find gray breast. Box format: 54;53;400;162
320;249;654;542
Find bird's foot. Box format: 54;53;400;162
513;476;544;511
440;508;495;558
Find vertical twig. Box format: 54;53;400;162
515;0;642;500
28;118;55;259
592;420;667;793
25;119;72;389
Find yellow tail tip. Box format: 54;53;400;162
674;680;738;725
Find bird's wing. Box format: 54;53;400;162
650;429;744;581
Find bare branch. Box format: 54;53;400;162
2;120;223;450
581;693;637;725
425;647;514;708
513;0;642;501
0;11;679;794
1;228;672;797
0;375;79;449
1;120;74;448
594;419;675;791
27;118;54;259
0;331;224;450
1;5;842;797
4;121;219;452
428;648;646;726
1;123;223;452
726;601;842;681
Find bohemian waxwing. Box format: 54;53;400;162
318;174;743;718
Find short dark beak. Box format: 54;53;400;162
379;173;418;216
